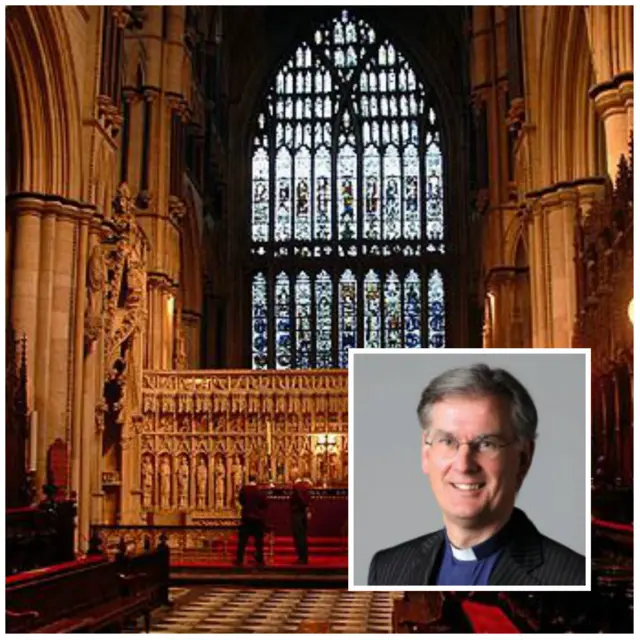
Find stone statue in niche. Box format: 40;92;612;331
112;182;134;229
85;244;105;347
214;457;226;510
125;257;145;311
159;457;171;510
177;457;189;509
142;456;154;508
196;458;208;509
232;455;244;506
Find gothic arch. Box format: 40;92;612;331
504;212;529;268
537;6;600;186
225;9;470;363
5;6;82;199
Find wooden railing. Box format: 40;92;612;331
90;523;275;564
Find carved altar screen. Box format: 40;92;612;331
250;9;449;369
136;370;348;519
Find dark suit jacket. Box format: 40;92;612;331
368;508;585;586
239;483;267;522
290;481;311;516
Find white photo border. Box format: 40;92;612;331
348;347;592;592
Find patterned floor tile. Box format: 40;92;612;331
135;587;394;633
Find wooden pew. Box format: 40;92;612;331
6;546;170;633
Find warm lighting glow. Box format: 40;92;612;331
628;299;634;325
167;294;175;317
315;433;338;455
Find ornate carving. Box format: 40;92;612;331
196;458;208;509
142;455;154;509
85;244;106;350
136;370;348;518
159;456;171;510
176;457;189;510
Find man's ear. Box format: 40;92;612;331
421;433;431;476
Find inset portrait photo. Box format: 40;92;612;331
349;349;590;591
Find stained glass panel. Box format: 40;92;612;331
314;146;331;240
252;273;268;368
337;144;357;240
295;273;312;368
275;148;292;241
428;269;445;348
251;147;269;242
383;271;402;347
383;146;401;240
363;145;381;239
404;270;421;347
275;272;292;368
294;148;311;241
250;11;447;368
403;144;420;240
364;270;381;348
315;271;333;368
426;134;444;242
338;270;357;367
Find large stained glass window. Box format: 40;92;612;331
251;10;447;369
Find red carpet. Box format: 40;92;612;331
172;536;347;570
461;601;520;634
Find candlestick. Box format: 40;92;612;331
266;418;272;456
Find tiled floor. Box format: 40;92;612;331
141;586;394;633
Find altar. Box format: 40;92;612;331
263;487;348;537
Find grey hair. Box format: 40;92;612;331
416;363;538;443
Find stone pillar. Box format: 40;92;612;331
70;219;89;534
9;197;42;410
592;84;634;180
586;6;633;179
527;204;550;347
538;190;576;347
34;207;57;495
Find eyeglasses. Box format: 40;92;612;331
424;434;517;461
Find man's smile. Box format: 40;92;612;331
450;482;486;492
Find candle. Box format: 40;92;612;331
29;410;38;471
266;418;272;456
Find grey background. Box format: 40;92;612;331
352;351;588;586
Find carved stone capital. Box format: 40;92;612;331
506;97;526;133
168;195;187;225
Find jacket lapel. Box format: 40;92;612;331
489;508;544;586
403;530;445;585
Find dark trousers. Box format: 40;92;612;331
236;518;265;564
292;512;308;563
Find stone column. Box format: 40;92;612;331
538;189;576;347
586;6;633;179
70;219;89;541
34;206;57;495
527;204;550;347
592;85;634;180
8;197;42;410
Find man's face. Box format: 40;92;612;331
421;395;534;531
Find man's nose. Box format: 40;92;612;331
451;443;479;472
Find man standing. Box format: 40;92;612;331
235;474;267;567
368;363;585;586
290;471;311;564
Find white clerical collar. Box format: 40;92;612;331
449;544;477;561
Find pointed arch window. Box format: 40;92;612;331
250;10;447;369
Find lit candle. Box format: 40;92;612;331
29;410;38;471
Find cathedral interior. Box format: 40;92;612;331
5;5;634;634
